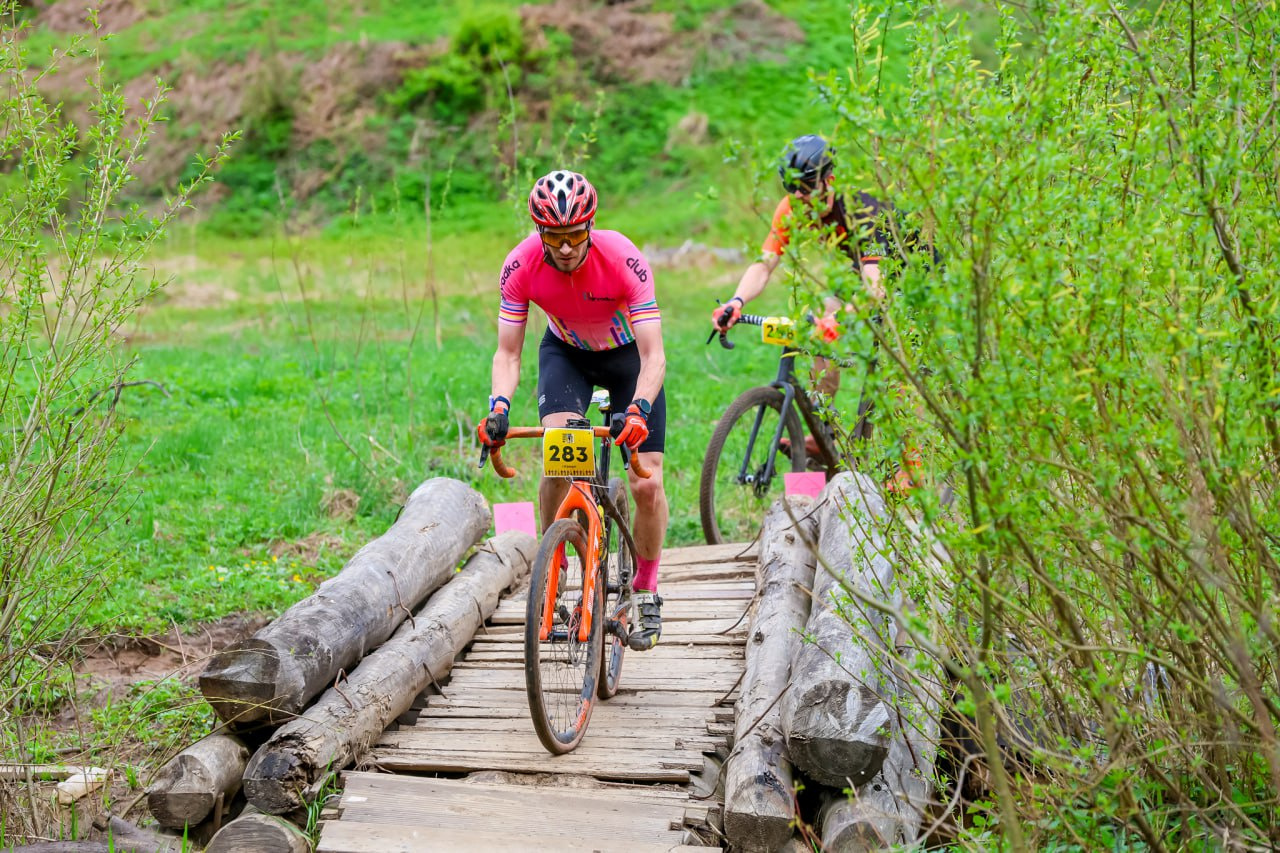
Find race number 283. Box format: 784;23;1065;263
542;428;596;477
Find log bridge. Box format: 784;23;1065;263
154;474;947;852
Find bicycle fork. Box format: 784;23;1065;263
543;481;603;644
736;381;798;494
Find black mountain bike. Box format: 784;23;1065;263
699;313;873;545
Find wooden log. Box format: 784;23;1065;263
781;472;894;788
0;765;90;781
723;497;818;853
243;531;536;814
819;512;948;850
146;732;250;828
773;839;811;853
9;840;124;845
818;702;941;852
819;787;889;852
873;546;945;843
199;477;491;725
205;806;310;853
54;767;110;805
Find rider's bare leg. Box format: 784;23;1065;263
628;451;667;650
812;295;844;400
886;385;925;495
537;410;579;532
629;452;667;591
811;355;841;398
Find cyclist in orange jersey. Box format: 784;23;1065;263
712;135;923;493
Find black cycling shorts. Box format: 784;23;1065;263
537;330;666;454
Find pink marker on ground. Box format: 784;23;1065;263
493;501;538;537
784;472;826;498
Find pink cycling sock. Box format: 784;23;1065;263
635;556;660;592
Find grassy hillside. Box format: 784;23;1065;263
21;0;881;241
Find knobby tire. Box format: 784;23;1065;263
524;518;604;754
699;385;806;545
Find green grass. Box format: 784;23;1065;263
84;225;806;634
14;672;215;770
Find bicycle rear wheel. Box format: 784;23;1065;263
699;386;806;545
525;518;605;754
598;478;633;700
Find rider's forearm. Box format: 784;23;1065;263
861;262;886;302
634;352;666;406
490;349;521;406
730;258;777;306
632;325;666;405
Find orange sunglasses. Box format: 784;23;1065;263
540;228;591;250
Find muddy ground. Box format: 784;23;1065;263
3;615;269;845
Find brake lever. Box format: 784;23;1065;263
478;444;491;469
608;413;632;469
707;300;737;349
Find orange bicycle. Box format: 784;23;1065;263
480;391;648;754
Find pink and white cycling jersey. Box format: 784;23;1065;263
498;230;660;351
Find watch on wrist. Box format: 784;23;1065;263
632;398;652;419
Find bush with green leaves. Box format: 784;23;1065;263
388;8;535;125
0;2;227;835
795;0;1279;845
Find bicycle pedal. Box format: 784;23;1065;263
606;619;629;641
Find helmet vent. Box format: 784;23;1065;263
528;169;599;227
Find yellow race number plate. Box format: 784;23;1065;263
761;316;796;346
543;428;596;477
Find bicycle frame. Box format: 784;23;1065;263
483;423;650;645
544;477;602;644
738;347;840;489
715;311;872;490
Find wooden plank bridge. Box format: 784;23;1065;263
316;542;757;853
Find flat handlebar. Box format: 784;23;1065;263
481;426;652;480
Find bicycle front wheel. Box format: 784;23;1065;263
700;386;806;545
525;518;605;754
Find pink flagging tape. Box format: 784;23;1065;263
784;471;826;498
494;501;538;537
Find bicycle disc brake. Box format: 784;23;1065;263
554;597;587;664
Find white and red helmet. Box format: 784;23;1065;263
528;170;598;227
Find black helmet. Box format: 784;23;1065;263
778;134;834;193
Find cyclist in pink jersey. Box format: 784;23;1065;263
478;170;668;650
